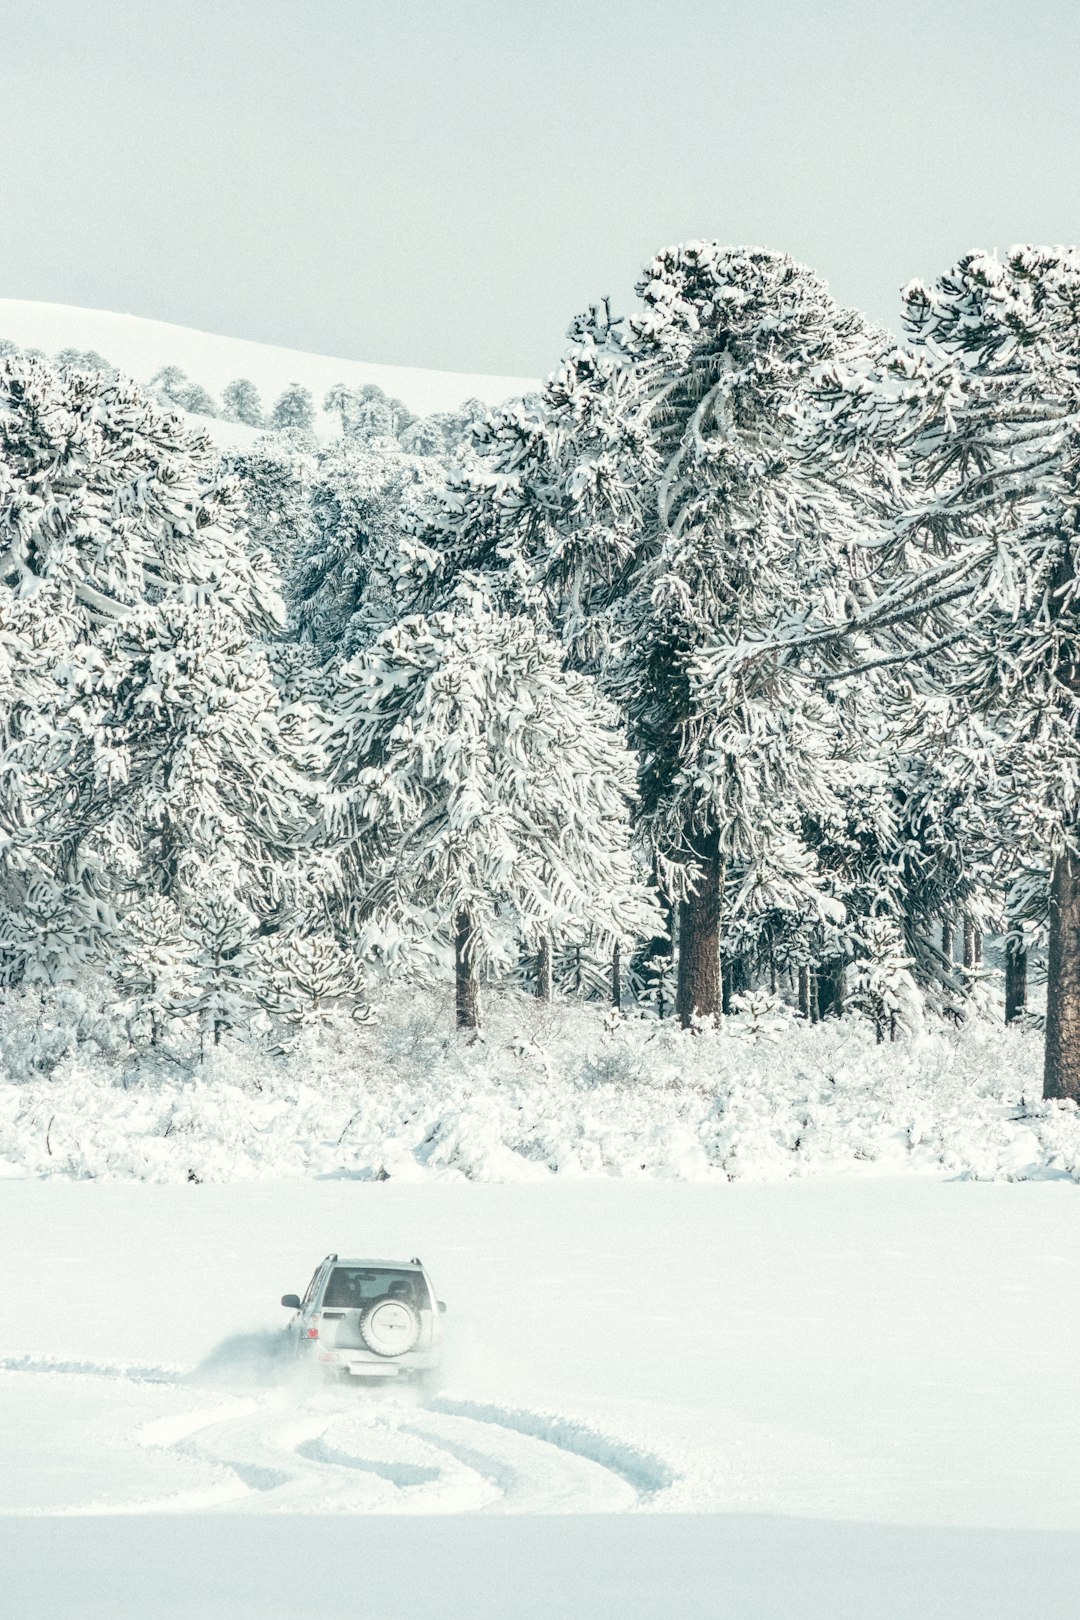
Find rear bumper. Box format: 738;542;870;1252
317;1349;439;1378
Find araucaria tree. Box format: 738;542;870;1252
811;247;1080;1096
222;378;265;427
333;588;659;1029
271;383;316;434
421;245;876;1025
0;353;328;1041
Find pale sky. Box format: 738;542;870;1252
3;0;1078;377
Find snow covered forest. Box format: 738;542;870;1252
4;240;1080;1176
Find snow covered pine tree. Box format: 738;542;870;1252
809;247;1080;1097
332;587;659;1029
271;383;316;434
0;352;329;1037
420;245;877;1026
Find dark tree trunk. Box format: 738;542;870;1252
816;959;846;1020
1045;846;1080;1098
798;966;811;1020
941;918;953;964
612;942;622;1011
454;908;480;1031
535;937;552;1002
962;919;980;970
676;832;722;1029
635;863;674;1019
1004;922;1027;1026
1044;551;1080;1096
721;953;749;1016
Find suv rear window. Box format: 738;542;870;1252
322;1267;427;1309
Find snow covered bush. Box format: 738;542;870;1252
0;981;1077;1186
848;918;923;1042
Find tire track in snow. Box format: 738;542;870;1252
158;1402;498;1512
0;1353;182;1384
0;1358;678;1514
427;1397;675;1499
400;1405;639;1512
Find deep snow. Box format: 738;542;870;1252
1;1178;1079;1616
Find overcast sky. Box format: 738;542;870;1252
3;0;1078;377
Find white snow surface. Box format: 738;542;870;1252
0;298;536;433
1;1177;1078;1616
1;987;1078;1185
5;991;1080;1612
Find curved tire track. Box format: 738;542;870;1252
1;1357;676;1514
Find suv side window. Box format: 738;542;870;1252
301;1265;324;1310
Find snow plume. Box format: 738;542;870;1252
0;984;1076;1185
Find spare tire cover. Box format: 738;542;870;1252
359;1298;421;1357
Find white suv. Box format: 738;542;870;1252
281;1253;445;1385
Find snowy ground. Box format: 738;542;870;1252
3;986;1078;1185
2;1177;1079;1615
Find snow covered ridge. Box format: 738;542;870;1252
0;298;536;425
1;989;1077;1184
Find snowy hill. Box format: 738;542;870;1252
0;298;537;442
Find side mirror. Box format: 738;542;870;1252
438;1301;447;1314
281;1294;301;1310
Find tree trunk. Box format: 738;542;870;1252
642;865;674;1020
798;966;811;1020
535;937;552;1002
721;953;749;1016
454;908;480;1031
612;942;622;1012
817;959;846;1020
941;918;953;964
1004;922;1027;1026
1045;846;1080;1098
676;833;722;1029
962;919;980;970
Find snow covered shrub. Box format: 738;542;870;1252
253;932;369;1031
2;982;1079;1185
729;991;791;1044
848;919;923;1042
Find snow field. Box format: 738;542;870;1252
2;1177;1080;1616
2;987;1078;1184
3;1177;1080;1528
0;298;536;426
2;1172;1080;1613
